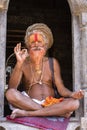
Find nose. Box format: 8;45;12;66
35;41;39;46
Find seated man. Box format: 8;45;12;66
6;23;84;119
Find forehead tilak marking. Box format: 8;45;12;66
26;30;48;44
34;33;38;42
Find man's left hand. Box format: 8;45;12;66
71;90;84;99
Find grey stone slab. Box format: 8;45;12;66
0;120;80;130
0;121;39;130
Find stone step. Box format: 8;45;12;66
0;120;80;130
0;121;38;130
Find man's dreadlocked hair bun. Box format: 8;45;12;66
24;23;54;49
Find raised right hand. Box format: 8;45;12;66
14;43;28;64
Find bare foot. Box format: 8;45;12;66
10;109;28;119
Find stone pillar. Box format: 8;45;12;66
80;12;87;130
79;12;87;89
72;14;82;119
72;15;81;91
0;10;7;117
0;0;10;117
67;0;87;129
67;0;87;121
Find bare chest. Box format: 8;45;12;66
22;59;52;86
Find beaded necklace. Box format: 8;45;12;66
30;60;44;85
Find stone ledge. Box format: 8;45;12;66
0;121;38;130
81;117;87;129
0;120;80;130
67;121;80;130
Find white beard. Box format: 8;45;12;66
29;49;45;64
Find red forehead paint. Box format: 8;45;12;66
34;33;38;42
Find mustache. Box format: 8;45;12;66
30;46;44;51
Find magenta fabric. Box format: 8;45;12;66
6;115;69;130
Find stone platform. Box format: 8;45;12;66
0;118;80;130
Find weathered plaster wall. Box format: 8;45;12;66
0;0;9;117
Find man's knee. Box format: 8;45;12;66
66;99;80;111
72;100;80;110
5;88;18;103
72;99;80;110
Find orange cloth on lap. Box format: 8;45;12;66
42;96;64;107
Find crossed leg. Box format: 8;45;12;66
10;98;79;119
6;88;80;119
6;88;42;111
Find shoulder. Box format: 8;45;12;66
51;57;61;71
